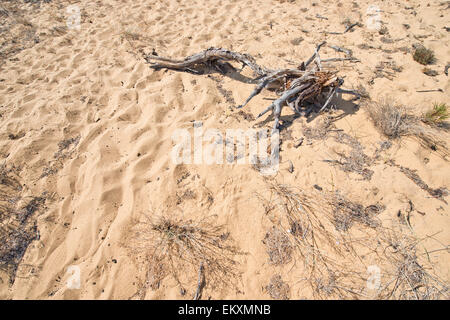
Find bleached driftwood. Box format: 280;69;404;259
144;42;360;132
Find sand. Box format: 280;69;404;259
0;0;449;299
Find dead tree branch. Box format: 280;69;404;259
144;43;359;132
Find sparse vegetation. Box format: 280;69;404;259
265;275;290;300
258;179;448;300
122;30;141;41
263;183;339;266
0;165;44;285
422;67;438;77
304;119;375;180
366;101;448;157
1;0;449;301
331;193;383;231
413;46;435;65
328;132;374;180
132;213;240;296
376;227;449;300
388;160;448;201
302;116;334;140
423;103;449;126
258;182;371;299
366;102;413;138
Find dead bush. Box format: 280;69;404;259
265;275;290;300
0;165;44;284
131;212;240;295
376;227;449;300
413;46;435;65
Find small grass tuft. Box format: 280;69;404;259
413;46;435;65
366;100;448;157
423;103;449;126
377;227;449;300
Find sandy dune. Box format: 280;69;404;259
0;0;449;299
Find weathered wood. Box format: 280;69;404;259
145;47;271;76
144;44;358;131
344;22;360;33
322;22;361;35
329;45;352;56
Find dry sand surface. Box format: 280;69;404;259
0;0;449;300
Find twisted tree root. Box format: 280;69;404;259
144;43;360;132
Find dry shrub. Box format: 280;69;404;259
422;67;438;77
263;182;339;266
309;223;450;300
132;212;240;295
331;193;383;231
259;181;372;299
259;180;448;299
423;103;449;127
366;100;448;158
145;254;167;291
329;132;374;180
312;268;371;299
332;148;374;180
413;46;435;65
0;165;44;284
265;275;290;300
314;271;338;296
376;227;449;300
263;226;293;265
366;102;414;138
